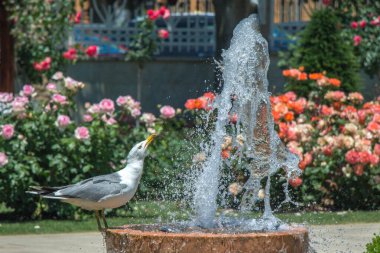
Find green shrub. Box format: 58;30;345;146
280;9;360;95
366;234;380;253
0;74;189;219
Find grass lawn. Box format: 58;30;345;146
1;201;379;235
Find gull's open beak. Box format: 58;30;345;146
144;134;157;148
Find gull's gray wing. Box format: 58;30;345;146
55;173;127;202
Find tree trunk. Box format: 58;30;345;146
213;0;257;59
0;0;15;93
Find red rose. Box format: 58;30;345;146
158;29;169;39
359;20;367;28
353;164;364;176
345;150;360;164
354;35;362;46
289;177;302;188
147;9;159;21
74;11;81;24
86;45;98;57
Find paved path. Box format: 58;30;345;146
309;223;379;253
0;223;379;253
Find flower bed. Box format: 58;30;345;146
1;70;379;218
0;73;186;218
185;70;380;210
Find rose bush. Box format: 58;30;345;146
0;73;187;219
185;71;380;211
277;69;379;210
271;87;380;210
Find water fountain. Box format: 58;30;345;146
105;14;309;253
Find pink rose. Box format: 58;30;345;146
75;126;90;140
12;96;29;112
359;20;366;28
88;104;101;114
56;115;71;128
354;35;362;46
0;152;8;167
46;83;57;92
51;94;67;105
286;126;297;141
52;72;64;80
284;91;297;101
370;18;380;26
86;45;98;57
2;124;14;139
348;92;364;102
369;154;379;166
101;115;117;125
158;29;169;39
351;21;358;29
22;84;35;96
64;77;76;90
131;108;141;118
160;105;175;119
374;144;380;156
116;96;127;106
140;113;156;127
0;92;13;103
99;99;115;113
83;114;93;122
321;105;333;116
324;91;346;101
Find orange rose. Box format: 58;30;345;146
284;112;294;122
309;73;324;80
221;149;230;159
185;99;196;110
328;78;341;87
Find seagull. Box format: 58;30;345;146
27;134;156;231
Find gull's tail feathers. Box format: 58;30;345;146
26;186;68;200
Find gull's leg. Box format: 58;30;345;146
95;210;103;232
101;209;109;229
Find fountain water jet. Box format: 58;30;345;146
105;14;308;253
192;13;301;230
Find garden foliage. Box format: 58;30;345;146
342;4;380;79
3;0;77;83
126;6;170;66
0;74;187;219
279;9;360;95
366;234;380;253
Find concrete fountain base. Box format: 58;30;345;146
105;225;309;253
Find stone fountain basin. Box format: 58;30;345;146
105;225;309;253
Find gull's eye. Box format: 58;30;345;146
138;145;142;150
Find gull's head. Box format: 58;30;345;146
127;134;157;161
